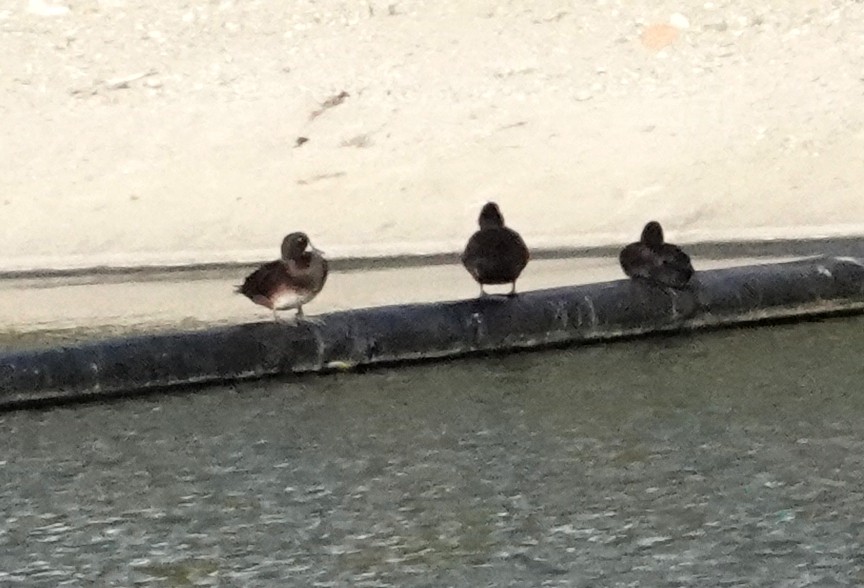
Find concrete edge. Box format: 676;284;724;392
1;256;863;411
1;237;863;283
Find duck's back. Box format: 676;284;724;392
619;242;652;280
462;227;529;284
656;243;694;287
619;242;694;288
238;260;289;300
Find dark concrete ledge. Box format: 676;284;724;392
1;256;863;409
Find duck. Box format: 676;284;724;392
237;232;329;321
619;221;694;289
461;202;530;296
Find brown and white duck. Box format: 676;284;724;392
237;232;328;321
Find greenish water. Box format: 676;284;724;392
1;316;864;586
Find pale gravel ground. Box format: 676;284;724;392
1;0;863;271
1;316;864;586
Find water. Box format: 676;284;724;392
2;316;864;586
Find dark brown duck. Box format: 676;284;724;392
461;202;530;296
619;221;694;289
237;232;329;321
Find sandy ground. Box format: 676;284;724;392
1;0;863;272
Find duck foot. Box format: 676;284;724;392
298;315;325;326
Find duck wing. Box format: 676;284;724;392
660;244;694;274
656;244;694;287
619;242;654;280
236;260;288;300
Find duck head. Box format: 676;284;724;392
281;232;312;260
478;202;505;229
640;221;665;248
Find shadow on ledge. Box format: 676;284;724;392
1;256;863;410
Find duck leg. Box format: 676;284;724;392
479;285;488;297
508;282;517;297
296;305;325;326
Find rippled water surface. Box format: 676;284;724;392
2;316;864;586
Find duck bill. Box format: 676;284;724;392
310;244;325;256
